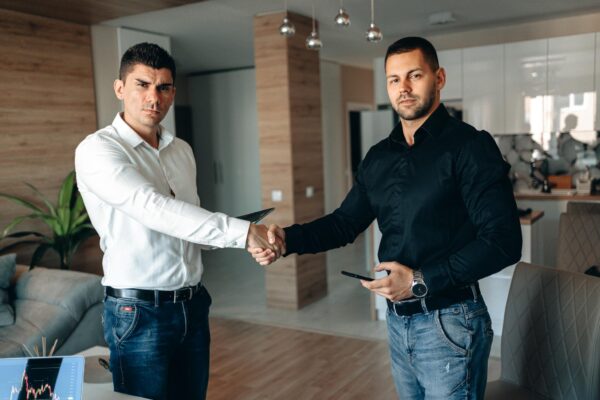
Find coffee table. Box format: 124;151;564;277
78;346;148;400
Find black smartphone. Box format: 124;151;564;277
341;270;374;281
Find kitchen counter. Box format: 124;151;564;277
514;190;600;201
519;210;544;224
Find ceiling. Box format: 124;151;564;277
4;0;600;74
0;0;202;25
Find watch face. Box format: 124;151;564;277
412;282;428;298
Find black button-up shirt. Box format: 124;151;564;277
284;104;522;295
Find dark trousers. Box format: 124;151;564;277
103;286;212;400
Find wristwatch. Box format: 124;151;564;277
411;270;428;298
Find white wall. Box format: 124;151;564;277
188;68;261;216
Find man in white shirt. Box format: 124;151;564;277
75;42;279;400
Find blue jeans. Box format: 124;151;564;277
103;286;212;400
387;298;493;399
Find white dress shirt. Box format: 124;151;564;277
75;113;250;290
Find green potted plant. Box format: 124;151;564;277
0;171;96;269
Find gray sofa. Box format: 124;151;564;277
0;265;105;357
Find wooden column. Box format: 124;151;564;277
254;11;327;309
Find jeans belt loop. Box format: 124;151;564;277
154;290;160;307
470;284;478;302
420;297;428;314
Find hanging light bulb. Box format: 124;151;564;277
279;0;295;37
366;0;382;43
334;0;350;27
306;1;322;50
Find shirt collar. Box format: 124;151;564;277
389;103;450;148
112;113;174;150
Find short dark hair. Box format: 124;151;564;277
119;42;176;82
384;37;439;71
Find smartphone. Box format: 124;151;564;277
341;270;374;281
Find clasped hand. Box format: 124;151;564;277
246;224;286;264
247;224;285;265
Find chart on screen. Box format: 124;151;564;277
0;356;84;400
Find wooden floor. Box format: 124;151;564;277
207;317;397;400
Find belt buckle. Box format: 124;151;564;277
173;287;193;303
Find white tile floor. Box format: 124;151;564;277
201;234;501;380
202;234;388;341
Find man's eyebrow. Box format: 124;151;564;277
135;78;150;84
386;68;424;79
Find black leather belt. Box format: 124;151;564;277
105;283;202;303
387;284;480;317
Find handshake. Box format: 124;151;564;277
245;224;286;266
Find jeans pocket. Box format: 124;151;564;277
112;301;140;344
434;309;470;356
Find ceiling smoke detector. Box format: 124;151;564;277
428;11;456;26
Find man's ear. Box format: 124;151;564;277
114;79;124;100
436;67;446;91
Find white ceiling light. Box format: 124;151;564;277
428;11;456;26
306;1;322;50
279;0;295;37
334;0;351;27
366;0;382;43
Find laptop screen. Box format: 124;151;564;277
0;356;84;400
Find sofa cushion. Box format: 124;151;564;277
15;267;103;322
0;267;104;357
0;253;16;326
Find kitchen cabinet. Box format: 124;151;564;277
546;33;596;133
438;49;462;101
462;44;505;134
504;39;547;134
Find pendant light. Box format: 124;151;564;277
334;0;350;27
279;0;295;37
306;1;322;50
366;0;382;43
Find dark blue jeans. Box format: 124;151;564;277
387;298;494;399
103;286;212;400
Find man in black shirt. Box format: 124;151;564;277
249;36;521;399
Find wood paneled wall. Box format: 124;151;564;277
254;12;327;309
0;8;101;273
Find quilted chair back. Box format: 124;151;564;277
499;262;600;400
556;211;600;274
566;201;600;215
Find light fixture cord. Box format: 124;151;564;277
284;0;288;15
312;1;316;33
371;0;375;24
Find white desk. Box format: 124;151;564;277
78;346;148;400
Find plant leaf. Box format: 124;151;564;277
72;193;86;219
24;183;57;217
0;240;42;254
2;215;37;238
0;193;43;213
2;231;46;239
57;207;71;234
30;243;51;269
71;212;90;228
40;215;63;236
58;171;75;209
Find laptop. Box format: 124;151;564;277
0;355;84;400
